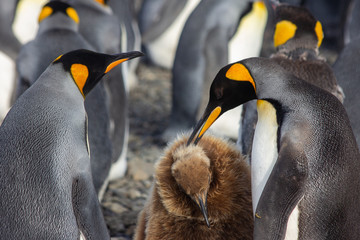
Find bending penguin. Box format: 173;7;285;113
162;0;268;142
187;58;360;239
0;49;143;239
14;1;112;199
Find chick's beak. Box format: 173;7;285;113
196;194;210;228
187;105;222;146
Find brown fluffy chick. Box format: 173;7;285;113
134;134;253;240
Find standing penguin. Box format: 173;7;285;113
162;0;268;142
0;49;143;239
134;134;253;240
66;0;131;181
239;4;344;156
188;58;360;239
14;1;112;199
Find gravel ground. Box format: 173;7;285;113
101;62;172;239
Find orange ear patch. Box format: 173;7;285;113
315;21;324;47
105;59;128;73
66;7;79;24
38;6;53;23
71;64;89;97
273;20;297;47
225;63;256;92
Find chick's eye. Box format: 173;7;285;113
214;87;224;100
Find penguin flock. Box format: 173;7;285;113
1;0;360;239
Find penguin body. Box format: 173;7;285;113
134;134;253;240
188;57;360;239
139;0;201;69
15;1;112;198
239;4;344;156
0;49;142;239
162;0;267;142
333;36;360;148
0;0;21;60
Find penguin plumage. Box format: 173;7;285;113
134;134;253;240
14;0;114;198
162;0;268;142
188;58;360;239
239;4;344;156
0;49;143;239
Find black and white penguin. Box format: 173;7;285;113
163;0;268;142
188;58;360;239
0;49;142;239
14;0;127;199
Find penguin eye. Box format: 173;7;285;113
214;88;224;100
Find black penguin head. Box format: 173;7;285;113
273;4;323;50
52;49;144;97
188;62;257;145
38;1;79;24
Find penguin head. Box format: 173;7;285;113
171;144;212;227
52;49;144;97
273;4;324;51
38;1;79;24
188;61;257;145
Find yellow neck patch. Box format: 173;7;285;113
105;59;128;73
94;0;106;5
273;20;297;47
71;64;89;97
225;63;256;92
38;6;53;23
66;7;79;24
315;21;324;47
198;106;222;138
253;1;267;15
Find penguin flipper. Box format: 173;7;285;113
254;135;308;239
72;167;110;240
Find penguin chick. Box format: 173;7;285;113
134;134;253;240
0;49;143;239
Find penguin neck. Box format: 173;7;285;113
251;100;279;214
37;16;79;35
36;64;85;103
275;47;319;61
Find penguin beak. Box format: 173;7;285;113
187;105;222;146
195;194;210;228
105;51;144;73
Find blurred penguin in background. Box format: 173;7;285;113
333;0;360;148
14;0;114;199
138;0;202;69
109;0;142;89
0;0;21;124
134;134;253;240
238;3;345;157
162;0;268;142
64;0;132;183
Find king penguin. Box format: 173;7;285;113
65;0;132;181
187;58;360;239
0;49;143;239
14;0;124;199
239;3;344;156
162;0;268;142
134;134;253;240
